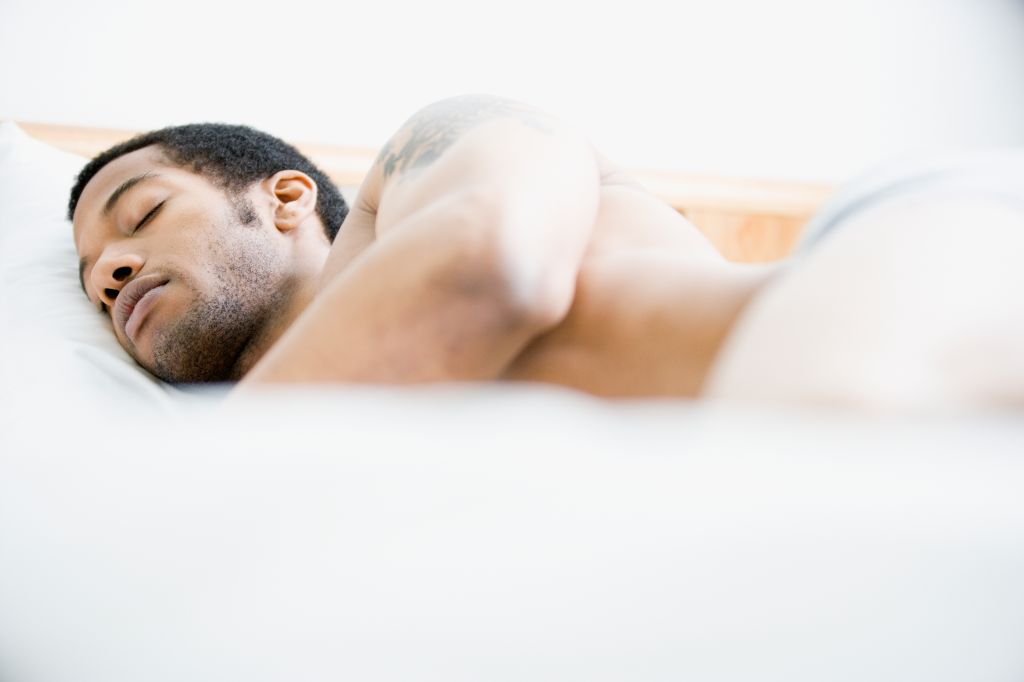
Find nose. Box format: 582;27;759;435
91;250;145;308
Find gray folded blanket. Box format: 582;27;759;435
798;148;1024;250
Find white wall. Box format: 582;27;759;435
2;0;1022;182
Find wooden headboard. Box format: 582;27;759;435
18;121;834;262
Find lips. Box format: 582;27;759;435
114;275;170;344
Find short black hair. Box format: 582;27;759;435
67;123;348;241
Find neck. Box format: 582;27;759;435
230;270;323;381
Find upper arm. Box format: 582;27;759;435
362;94;599;237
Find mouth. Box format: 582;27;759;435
114;275;170;344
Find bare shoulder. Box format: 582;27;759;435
357;94;587;210
351;94;601;244
593;149;647;190
375;95;557;181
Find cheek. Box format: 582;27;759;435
153;203;284;294
154;213;234;277
152;236;206;280
203;225;285;293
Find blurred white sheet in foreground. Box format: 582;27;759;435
1;385;1023;681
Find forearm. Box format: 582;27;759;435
241;187;555;385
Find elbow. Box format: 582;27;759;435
434;168;596;334
465;263;576;341
445;204;578;335
496;258;577;332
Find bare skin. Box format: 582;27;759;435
74;153;330;383
242;96;783;396
500;182;779;396
73;95;1024;406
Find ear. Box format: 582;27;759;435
266;170;318;232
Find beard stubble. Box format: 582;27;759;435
149;200;292;383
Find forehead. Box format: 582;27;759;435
75;144;166;213
73;146;162;240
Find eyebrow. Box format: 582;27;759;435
79;171;162;296
103;171;160;217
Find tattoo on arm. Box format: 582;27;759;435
374;94;554;181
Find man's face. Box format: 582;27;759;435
73;146;293;383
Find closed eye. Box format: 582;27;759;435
134;200;166;234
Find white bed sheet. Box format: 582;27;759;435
2;384;1023;681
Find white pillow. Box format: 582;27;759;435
0;121;182;405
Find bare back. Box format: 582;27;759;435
505;157;1024;407
329;148;766;397
501;177;744;396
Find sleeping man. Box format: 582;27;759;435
69;94;1024;408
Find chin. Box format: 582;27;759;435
148;335;245;384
